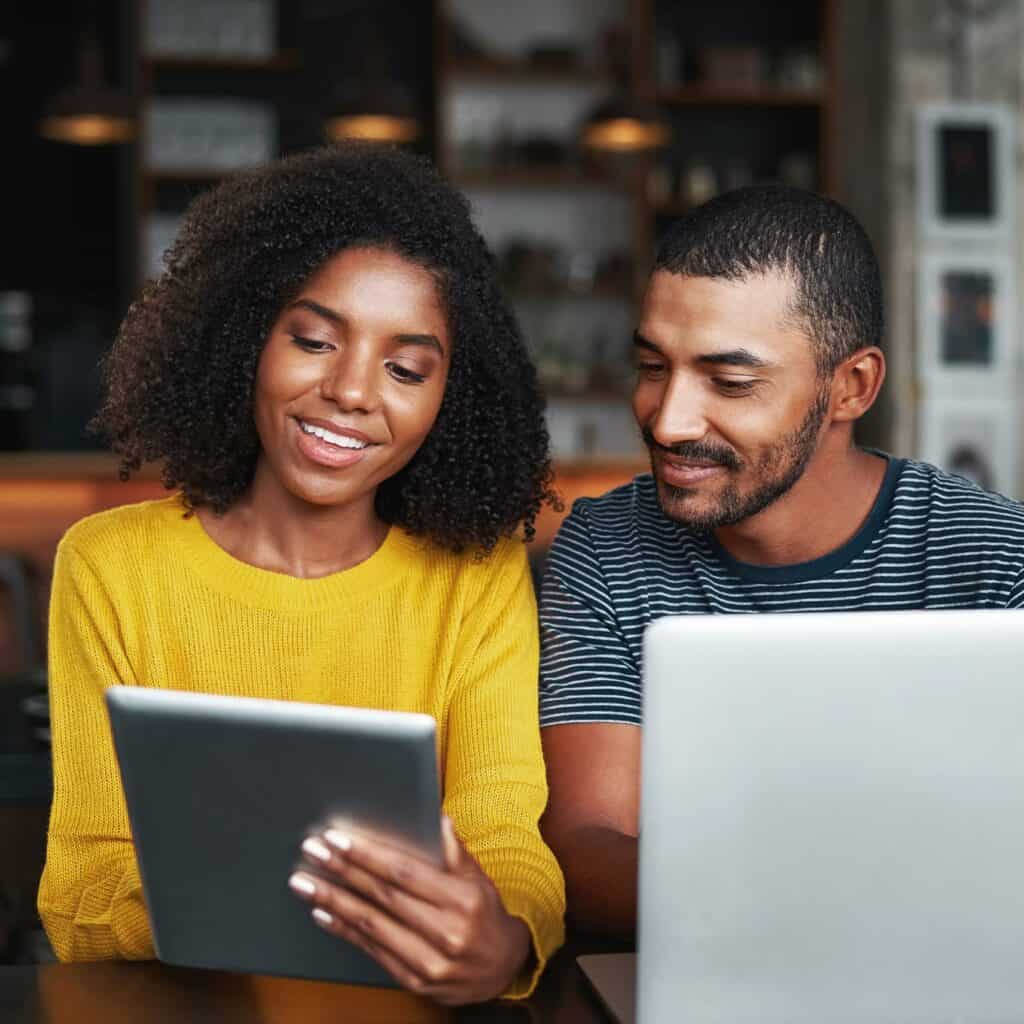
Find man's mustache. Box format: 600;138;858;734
641;428;741;471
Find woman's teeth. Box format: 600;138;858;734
299;421;368;449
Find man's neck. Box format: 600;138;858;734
713;443;889;568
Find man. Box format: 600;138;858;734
538;185;1024;939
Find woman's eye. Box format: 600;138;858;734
716;378;758;395
387;362;426;384
290;335;333;353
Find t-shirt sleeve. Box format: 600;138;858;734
539;499;642;726
1007;566;1024;608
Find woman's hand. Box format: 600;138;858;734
288;816;532;1005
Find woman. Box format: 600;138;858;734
38;142;564;1004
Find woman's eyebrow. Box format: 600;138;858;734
288;298;343;324
394;333;445;357
288;299;445;357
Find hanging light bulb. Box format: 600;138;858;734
581;96;670;153
39;31;136;146
324;81;420;144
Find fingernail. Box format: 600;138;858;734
302;837;332;863
324;829;352;853
289;872;316;896
312;908;333;927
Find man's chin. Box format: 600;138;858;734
654;478;721;531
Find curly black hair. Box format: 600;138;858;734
93;142;559;552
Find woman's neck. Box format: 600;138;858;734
195;468;389;580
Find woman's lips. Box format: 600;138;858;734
294;420;370;469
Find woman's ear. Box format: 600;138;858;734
830;347;886;424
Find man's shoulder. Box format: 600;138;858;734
547;473;697;589
894;458;1024;535
562;472;662;533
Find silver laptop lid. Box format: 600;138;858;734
639;610;1024;1024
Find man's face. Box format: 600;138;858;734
632;269;830;532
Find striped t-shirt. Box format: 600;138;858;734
539;454;1024;727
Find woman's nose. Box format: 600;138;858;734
319;349;379;413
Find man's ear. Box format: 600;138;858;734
830;347;885;423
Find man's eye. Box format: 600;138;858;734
637;361;666;375
715;378;758;394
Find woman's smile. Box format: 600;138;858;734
252;246;451;511
293;417;375;469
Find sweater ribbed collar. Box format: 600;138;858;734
156;496;419;612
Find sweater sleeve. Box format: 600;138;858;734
442;541;566;999
37;537;155;961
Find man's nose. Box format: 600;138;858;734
649;374;708;448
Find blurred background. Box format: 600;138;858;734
1;0;1022;965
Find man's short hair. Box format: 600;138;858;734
655;184;883;374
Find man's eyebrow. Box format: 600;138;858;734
289;300;445;356
696;348;773;369
633;334;773;369
633;331;663;354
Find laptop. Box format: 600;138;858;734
106;686;442;986
581;610;1024;1024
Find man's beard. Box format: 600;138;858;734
644;387;830;532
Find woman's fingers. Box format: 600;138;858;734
289;870;458;989
299;835;471;956
308;904;437;997
308;828;457;908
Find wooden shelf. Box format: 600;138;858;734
657;85;823;107
144;52;300;73
446;57;608;85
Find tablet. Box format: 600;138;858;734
105;685;442;986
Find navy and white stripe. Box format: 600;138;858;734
539;456;1024;727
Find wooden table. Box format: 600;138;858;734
0;936;629;1023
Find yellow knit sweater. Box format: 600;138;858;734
39;496;565;997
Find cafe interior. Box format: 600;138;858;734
1;0;1021;1013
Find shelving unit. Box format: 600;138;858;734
435;0;836;461
436;0;647;461
644;0;836;227
447;59;612;86
145;52;300;73
657;86;822;107
126;1;306;289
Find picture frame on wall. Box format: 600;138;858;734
916;249;1015;390
920;399;1017;498
916;103;1015;240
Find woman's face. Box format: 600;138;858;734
253;246;451;510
